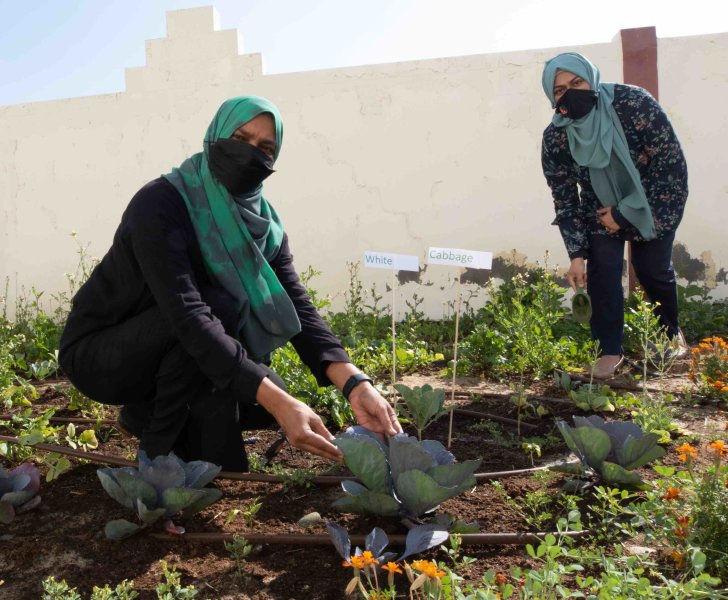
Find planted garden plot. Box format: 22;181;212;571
1;265;728;598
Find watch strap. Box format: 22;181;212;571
342;373;373;400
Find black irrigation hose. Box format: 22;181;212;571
1;407;539;430
148;530;589;546
0;434;575;486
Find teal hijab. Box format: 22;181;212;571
542;52;656;240
163;96;301;360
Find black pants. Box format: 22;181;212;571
587;232;679;355
59;286;282;471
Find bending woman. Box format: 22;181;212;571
541;52;688;378
59;96;401;471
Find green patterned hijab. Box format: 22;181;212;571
163;96;301;360
542;52;656;240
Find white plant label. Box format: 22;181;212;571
363;252;419;272
427;247;492;269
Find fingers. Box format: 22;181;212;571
377;402;402;436
289;418;343;463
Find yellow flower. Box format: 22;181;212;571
676;443;698;462
343;555;368;570
361;550;380;566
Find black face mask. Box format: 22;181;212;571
207;138;275;195
555;88;599;120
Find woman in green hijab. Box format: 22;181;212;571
59;96;401;471
541;53;689;379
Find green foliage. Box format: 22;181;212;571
459;270;591;378
270;342;353;428
635;443;728;580
332;427;480;518
269;464;317;492
97;451;222;540
155;561;198;599
393;383;446;440
678;284;728;341
555;416;665;488
90;580;139;599
224;534;255;582
42;576;83;600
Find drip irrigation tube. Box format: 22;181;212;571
148;530;588;546
0;434;574;485
1;407;539;430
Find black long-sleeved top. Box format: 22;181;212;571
60;178;349;398
542;84;688;259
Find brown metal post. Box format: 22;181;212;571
620;26;659;294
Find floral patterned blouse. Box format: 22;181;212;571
541;84;688;259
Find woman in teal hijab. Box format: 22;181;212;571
59;96;401;471
541;52;688;379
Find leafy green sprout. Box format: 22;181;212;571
224;534;256;582
393;383;447;441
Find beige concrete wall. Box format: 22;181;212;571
1;6;723;319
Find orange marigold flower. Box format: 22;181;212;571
411;560;445;579
709;440;728;457
676;443;698;462
713;381;726;390
671;549;685;568
495;573;508;585
675;516;690;539
691;347;701;354
345;555;367;570
381;562;402;575
361;550;380;566
662;487;681;501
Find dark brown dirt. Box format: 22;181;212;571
0;369;725;599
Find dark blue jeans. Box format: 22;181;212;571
587;233;679;355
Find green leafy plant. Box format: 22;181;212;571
155;560;198;599
554;416;665;489
97;451;222;540
90;580;139;599
224;534;255;582
65;423;99;452
0;462;41;523
393;383;446;440
332;427;480;519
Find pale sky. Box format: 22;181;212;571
1;0;727;106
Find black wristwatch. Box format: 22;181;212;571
342;373;373;400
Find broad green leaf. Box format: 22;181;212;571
395;470;475;517
600;461;645;488
136;499;166;524
104;519;141;541
428;459;481;487
570;427;610;470
332;490;400;517
334;436;390;494
182;487;223;517
161;487;206;516
97;468;135;510
616;434;665;470
389;435;434;483
115;470;158;509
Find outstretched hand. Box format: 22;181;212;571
348;383;402;437
256;378;343;463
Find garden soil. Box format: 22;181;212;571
1;366;725;599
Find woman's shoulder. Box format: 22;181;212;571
613;83;657;106
124;177;189;227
